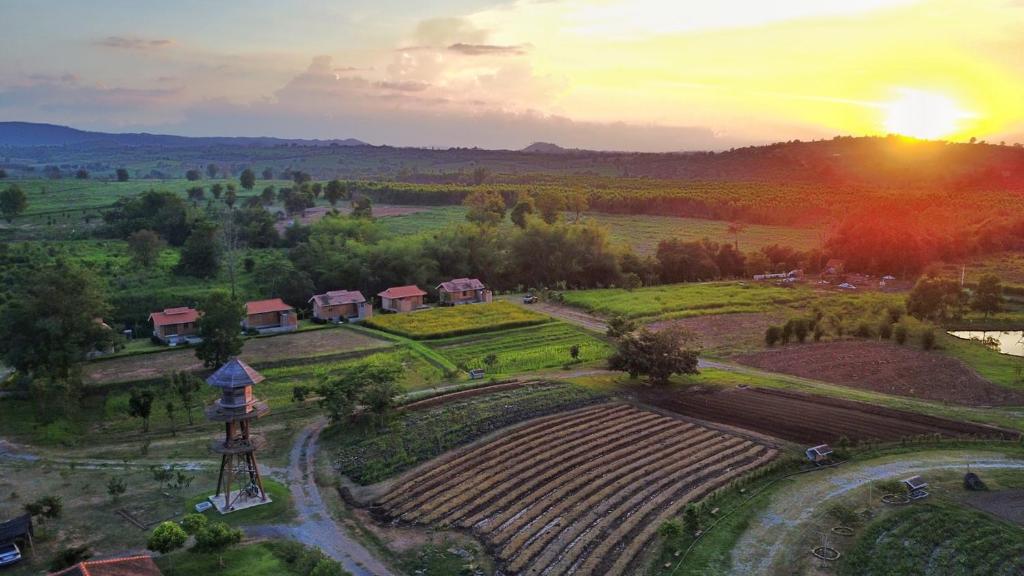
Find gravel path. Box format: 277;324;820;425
729;450;1024;575
256;418;394;576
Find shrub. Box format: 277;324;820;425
181;512;208;535
659;518;683;540
792;318;809;343
765;326;782;346
813;325;825;342
920;328;936;350
894;323;909;345
193;521;242;553
877;320;893;340
780;322;793;344
853;321;874;339
147;521;187;554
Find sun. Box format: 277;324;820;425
882;88;974;140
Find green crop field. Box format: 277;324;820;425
561;281;813;321
379;205;823;254
364;301;550;339
429;322;612;374
840;502;1024;575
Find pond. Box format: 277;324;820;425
947;330;1024;357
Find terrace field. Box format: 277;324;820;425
364;301;550;339
375;403;777;576
428;322;613;375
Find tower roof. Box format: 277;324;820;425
206;358;264;389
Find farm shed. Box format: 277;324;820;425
309;290;371;322
805;444;833;464
49;554;163;575
0;514;32;549
437;278;492;305
148;307;199;344
378;285;427;313
243;298;298;334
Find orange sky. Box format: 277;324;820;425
2;0;1023;149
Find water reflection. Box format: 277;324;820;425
948;331;1024;357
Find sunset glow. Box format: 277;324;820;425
1;0;1024;148
882;89;975;140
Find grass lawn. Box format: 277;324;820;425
939;332;1024;390
185;479;294;526
364;301;550;339
561;281;813;321
840;501;1024;575
156;542;320;576
428;322;613;375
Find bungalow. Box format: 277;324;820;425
378;285;427;313
243;298;298;334
149;307;199;344
309;290;372;323
437;278;492;306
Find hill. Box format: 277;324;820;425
0;121;368;148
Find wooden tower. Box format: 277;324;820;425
205;358;270;512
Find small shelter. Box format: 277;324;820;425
243;298;297;334
148;307;199;344
309;290;371;323
378;285;427;313
436;278;492;306
49;555;163;576
805;444;834;464
825;259;845;275
0;514;32;552
903;475;930;499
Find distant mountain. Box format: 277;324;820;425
0;122;369;148
521;141;574;154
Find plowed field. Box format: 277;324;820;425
375;403;777;575
636;386;1018;444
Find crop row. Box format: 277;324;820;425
364;301;549;339
431;323;613;373
377;404;777;575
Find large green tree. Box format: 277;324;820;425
194;291;244;368
971;274;1004;317
317;360;403;424
907;276;966;321
175;221;221;278
239;168;256;190
0;184;28;222
463;190;506;225
608;327;700;384
126;229;165;268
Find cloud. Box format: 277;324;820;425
448;43;529;56
374;80;431;92
412;17;487;46
95;36;175;50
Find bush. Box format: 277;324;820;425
147;521;187;554
765;326;782;346
193;521;242;553
813;325;825;342
920;328;936;350
894;323;909;345
877;320;893;340
853;321;874;339
181;513;208;535
659;518;683;540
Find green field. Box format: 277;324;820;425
379;205;823;254
840;502;1024;575
561;281;813;321
364;301;550;339
429;322;612;375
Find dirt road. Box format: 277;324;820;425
728;450;1024;575
253;419;394;576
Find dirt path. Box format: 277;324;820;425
253;419;394;576
728;450;1024;575
505;296;609;333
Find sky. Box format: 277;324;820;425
2;0;1024;151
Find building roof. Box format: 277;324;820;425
50;555;163;576
207;358;265;389
245;298;293;316
0;514;31;545
148;307;199;327
437;278;485;293
309;290;366;307
378;285;427;299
